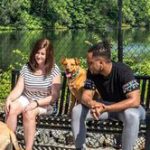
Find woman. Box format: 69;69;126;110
5;38;61;150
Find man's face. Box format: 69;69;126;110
87;52;102;74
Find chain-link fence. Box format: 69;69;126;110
0;28;150;102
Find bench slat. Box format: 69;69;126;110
58;73;67;115
146;80;150;109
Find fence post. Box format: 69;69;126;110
118;0;123;62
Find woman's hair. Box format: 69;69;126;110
88;40;111;62
28;38;54;75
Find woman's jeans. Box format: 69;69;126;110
71;104;145;150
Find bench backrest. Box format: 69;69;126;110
135;76;150;110
11;70;150;116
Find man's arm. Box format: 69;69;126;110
88;89;140;120
104;89;140;112
81;89;104;120
81;89;103;109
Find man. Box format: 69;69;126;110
71;41;145;150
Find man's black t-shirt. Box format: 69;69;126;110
84;62;139;103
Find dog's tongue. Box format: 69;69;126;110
66;72;72;78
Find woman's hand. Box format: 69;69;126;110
5;100;12;114
24;101;38;112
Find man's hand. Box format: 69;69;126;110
90;102;105;120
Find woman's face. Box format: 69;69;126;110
35;48;46;67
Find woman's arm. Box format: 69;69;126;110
38;74;61;106
24;74;61;111
6;75;24;102
5;75;24;113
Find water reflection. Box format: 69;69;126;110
0;28;150;69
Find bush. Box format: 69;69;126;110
0;70;11;103
18;12;43;29
0;49;28;103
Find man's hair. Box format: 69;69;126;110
88;40;111;61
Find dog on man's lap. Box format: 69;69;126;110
0;121;21;150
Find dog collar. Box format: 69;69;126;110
71;69;79;79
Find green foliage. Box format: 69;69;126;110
0;26;15;31
123;0;150;27
124;52;150;75
30;0;73;28
49;0;73;28
11;49;28;69
0;49;28;103
1;0;150;28
0;0;31;26
79;57;87;69
0;70;11;103
111;50;118;62
0;0;118;29
19;12;43;29
77;51;150;76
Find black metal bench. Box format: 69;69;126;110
0;70;150;150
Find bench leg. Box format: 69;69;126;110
145;111;150;150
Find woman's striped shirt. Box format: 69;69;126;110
20;64;61;101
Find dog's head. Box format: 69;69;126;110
61;58;80;78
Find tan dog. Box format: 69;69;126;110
0;121;21;150
61;58;87;109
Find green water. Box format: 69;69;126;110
0;28;150;69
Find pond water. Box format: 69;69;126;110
0;28;150;69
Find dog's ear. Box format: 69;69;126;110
74;58;80;65
60;57;66;65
